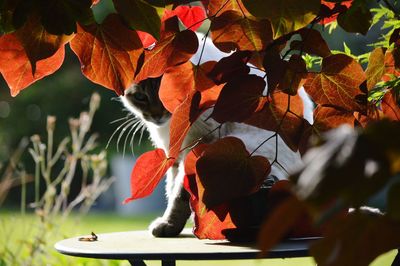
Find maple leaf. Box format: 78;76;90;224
0;33;65;96
70;14;143;96
304;54;366;112
242;0;320;39
124;148;175;203
196;137;270;208
113;0;162;41
210;10;273;52
212;74;266;123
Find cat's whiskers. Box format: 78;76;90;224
106;116;137;150
117;119;140;155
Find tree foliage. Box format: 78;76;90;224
1;0;400;265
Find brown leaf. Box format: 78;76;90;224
0;33;65;96
207;0;252;18
210;10;273;53
70;14;143;95
196;137;270;208
15;15;72;73
313;105;355;133
291;28;332;58
304;54;366;112
212;74;266;123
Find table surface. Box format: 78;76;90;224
55;229;319;261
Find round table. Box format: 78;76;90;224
55;229;319;266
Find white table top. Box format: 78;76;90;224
55;229;318;261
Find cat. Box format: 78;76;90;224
120;33;313;237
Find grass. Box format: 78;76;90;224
0;211;397;265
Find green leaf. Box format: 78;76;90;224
241;0;320;39
113;0;162;40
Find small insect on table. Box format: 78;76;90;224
55;229;320;266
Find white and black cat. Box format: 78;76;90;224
120;33;313;237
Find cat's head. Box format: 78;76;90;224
121;77;171;126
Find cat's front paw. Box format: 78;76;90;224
149;217;184;237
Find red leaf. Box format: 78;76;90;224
304;54;366;112
70;14;143;96
174;5;206;31
196;137;270;208
382;90;400;121
210;10;273;52
212;75;266;123
124;148;174;203
135;17;198;82
0;33;65;96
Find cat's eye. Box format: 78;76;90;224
131;92;148;103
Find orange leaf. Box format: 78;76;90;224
320;1;352;25
291;28;332;58
135;17;198;82
210;10;273;52
124;148;174;203
70;14;143;95
304;54;366;112
0;33;65;96
196;137;270;208
159;61;217;113
212;74;266;123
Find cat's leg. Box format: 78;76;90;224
149;162;191;237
